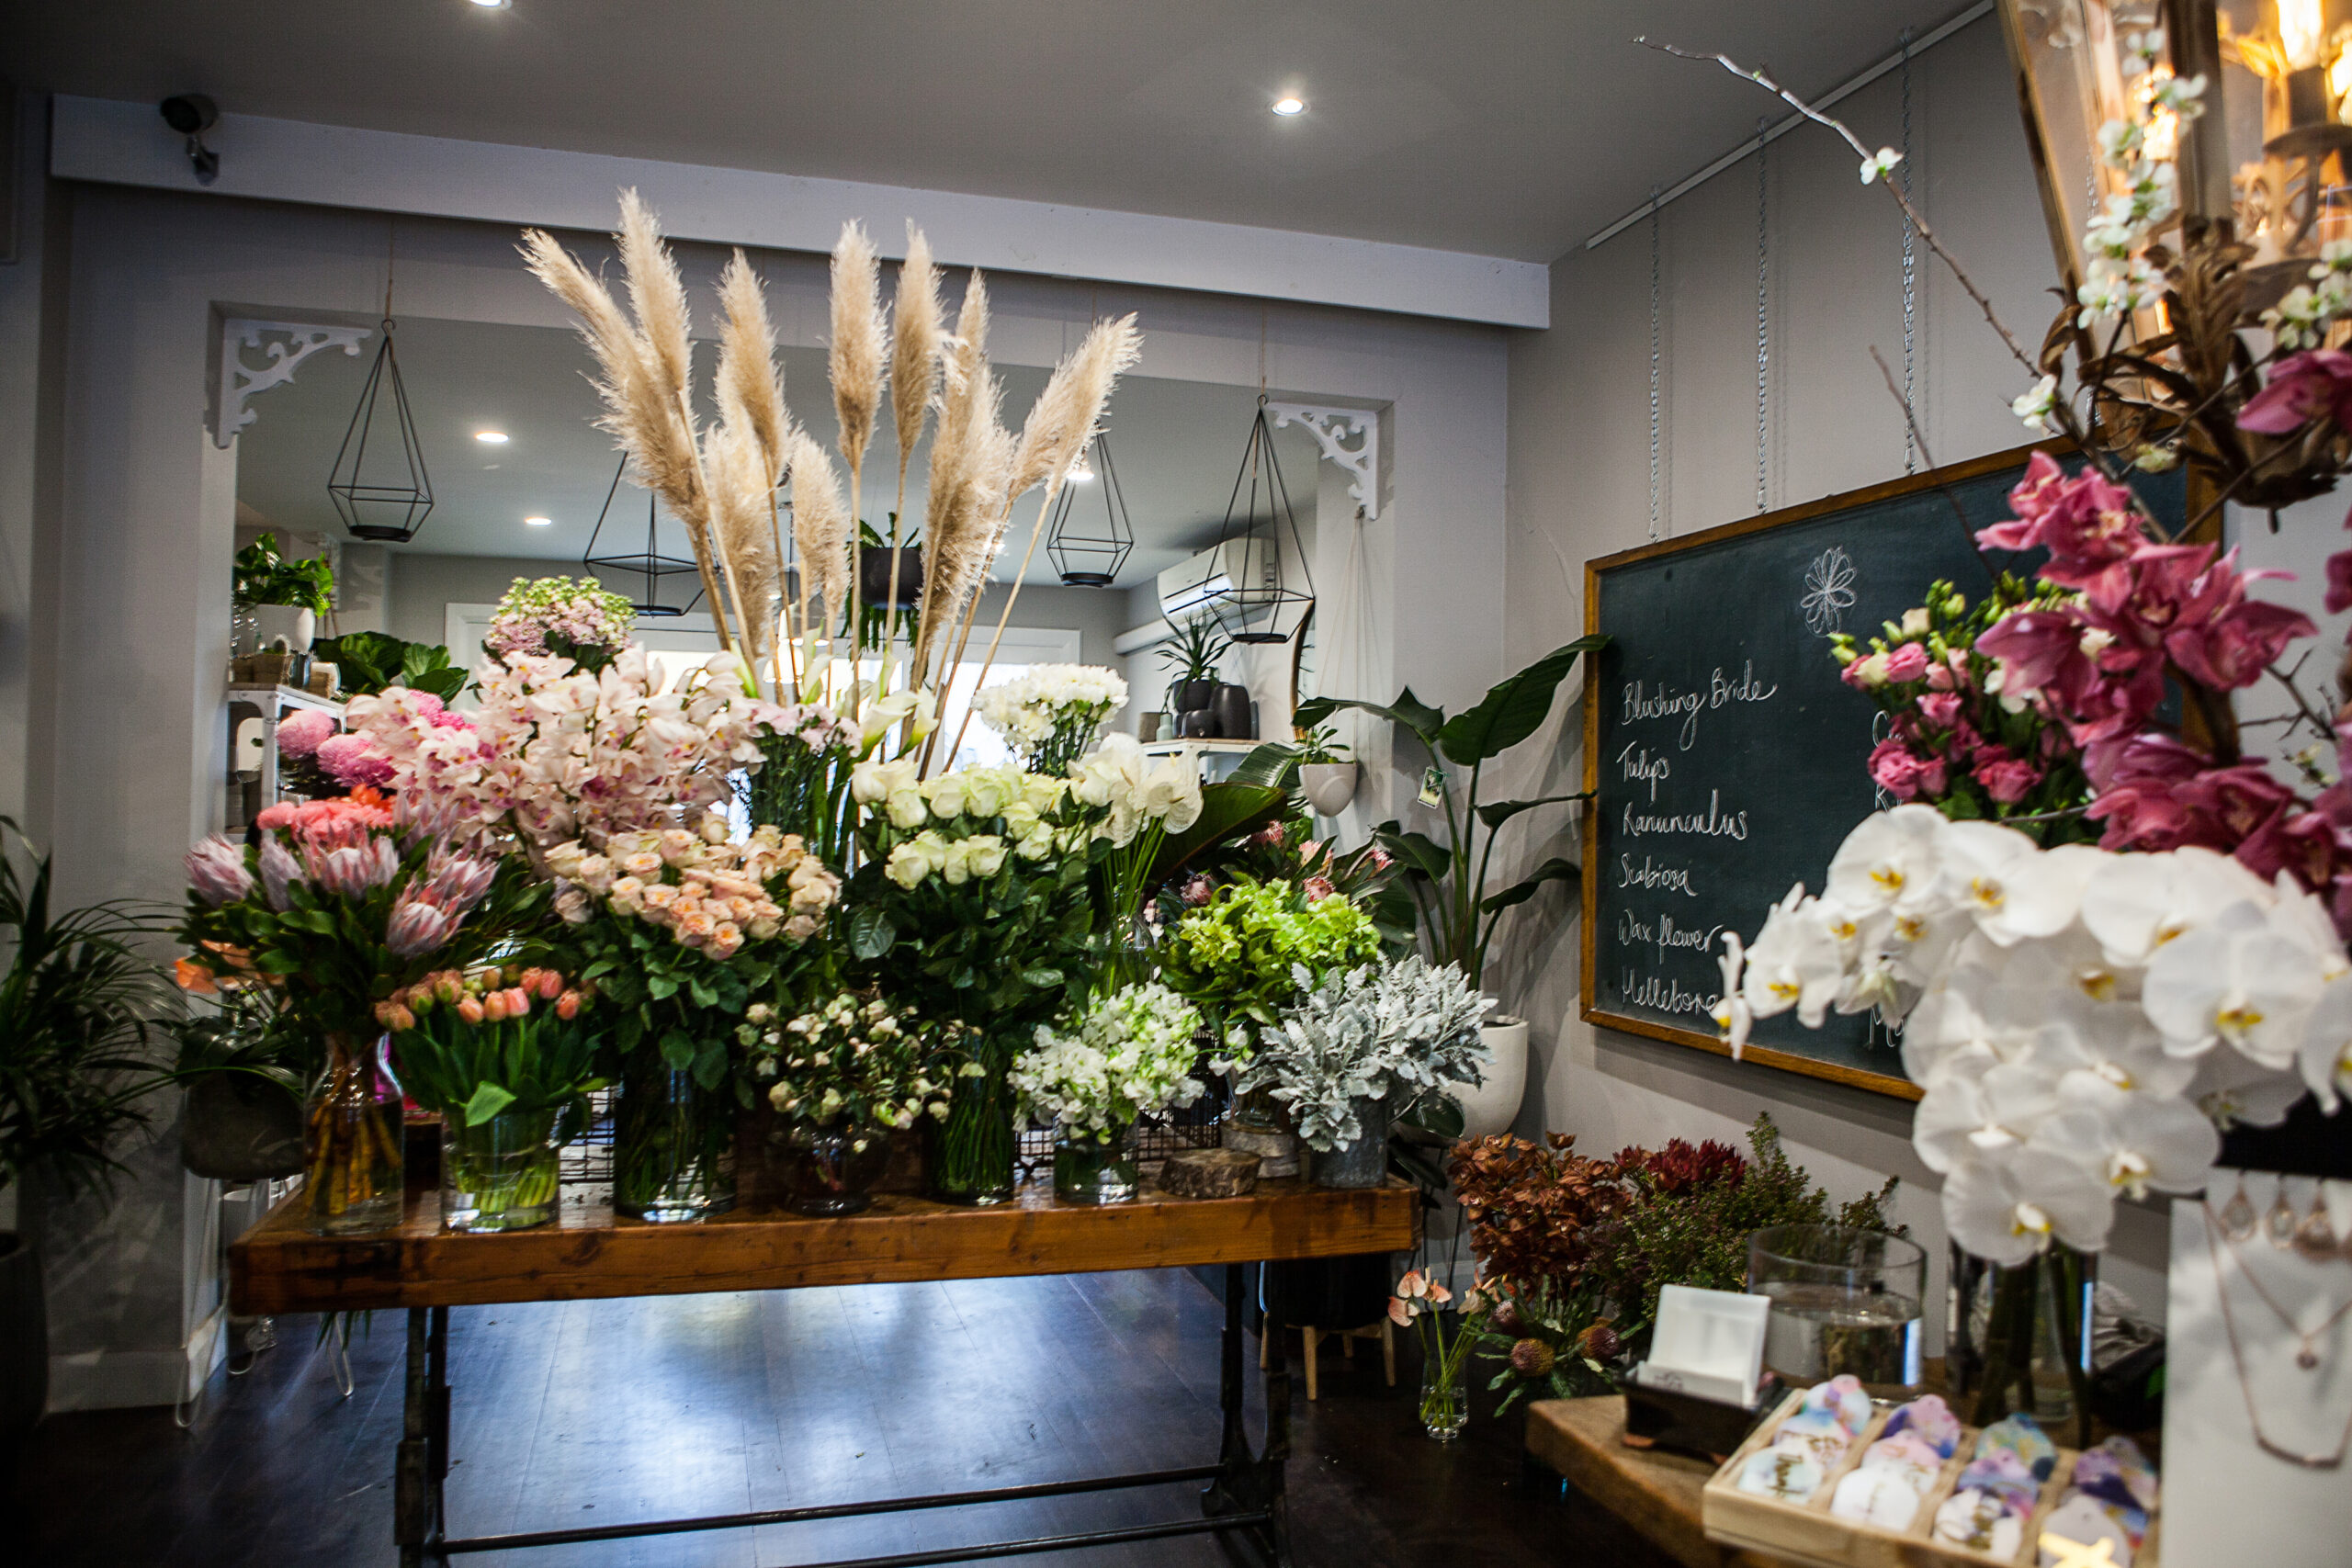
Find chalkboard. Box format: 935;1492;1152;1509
1578;444;2182;1098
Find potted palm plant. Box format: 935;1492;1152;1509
1295;636;1605;1139
1158;614;1229;729
0;818;171;1451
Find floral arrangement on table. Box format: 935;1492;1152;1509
1450;1118;1898;1415
743;987;960;1215
1067;732;1204;975
1157;875;1384;1045
1834;576;2098;838
741;699;866;866
1229;957;1488;1159
1014;982;1205;1158
482;575;638;674
176;791;530;1233
976;663;1128;775
1391;1268;1490;1441
380;964;607;1232
845;760;1111;1201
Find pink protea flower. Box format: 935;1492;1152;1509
276;709;336;760
186;834;254;907
1302;875;1338;903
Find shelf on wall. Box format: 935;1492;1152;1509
226;682;345;716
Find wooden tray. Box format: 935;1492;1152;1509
1700;1386;2158;1568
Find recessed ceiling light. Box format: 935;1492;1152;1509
474;430;509;444
469;0;512;10
525;515;553;526
1271;96;1306;117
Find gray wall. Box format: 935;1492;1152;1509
1500;14;2172;1333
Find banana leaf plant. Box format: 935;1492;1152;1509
1294;636;1606;994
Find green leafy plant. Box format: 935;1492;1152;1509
1295;637;1606;991
1157;875;1381;1042
0;818;172;1201
1157;614;1229;704
311;631;467;703
232;532;335;615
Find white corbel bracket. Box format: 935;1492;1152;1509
213;318;373;448
1267;402;1381;520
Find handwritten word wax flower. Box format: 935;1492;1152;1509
1721;807;2318;1264
483;575;636;671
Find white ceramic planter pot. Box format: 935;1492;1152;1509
250;603;314;653
1299;761;1359;817
1453;1014;1529;1140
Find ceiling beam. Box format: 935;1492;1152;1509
49;95;1549;330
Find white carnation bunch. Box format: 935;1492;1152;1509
1721;804;2339;1264
976;663;1129;773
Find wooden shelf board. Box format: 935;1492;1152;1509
230;1175;1417;1314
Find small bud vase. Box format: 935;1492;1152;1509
1052;1124;1139;1204
1419;1356;1469;1441
441;1109;560;1233
303;1032;405;1235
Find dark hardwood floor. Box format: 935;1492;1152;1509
16;1269;1676;1567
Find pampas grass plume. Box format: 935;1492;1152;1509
889;226;944;471
829;221;886;473
1009;313;1142;498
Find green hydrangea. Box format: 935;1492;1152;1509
1159;876;1381;1040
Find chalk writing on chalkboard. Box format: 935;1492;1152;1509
1578;445;2181;1099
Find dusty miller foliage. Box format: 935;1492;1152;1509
1235;957;1487;1151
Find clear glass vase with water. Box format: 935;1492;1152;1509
1747;1224;1927;1394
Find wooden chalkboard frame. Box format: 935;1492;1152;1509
1577;443;2065;1100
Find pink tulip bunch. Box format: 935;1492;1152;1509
377;964;583;1034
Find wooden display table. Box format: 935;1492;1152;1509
1525;1395;1795;1568
230;1176;1416;1568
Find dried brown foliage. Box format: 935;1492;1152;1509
1448;1133;1633;1288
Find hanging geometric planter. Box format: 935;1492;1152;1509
583;452;702;617
325;318;435;544
1204;398;1313;645
1046;430;1135;588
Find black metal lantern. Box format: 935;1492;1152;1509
325;317;435;543
1045;430;1135;587
1202;398;1313;645
582;452;701;617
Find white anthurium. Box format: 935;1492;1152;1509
1740;886;1849;1028
1942;1149;2115;1268
2030;1097;2218;1201
1825;806;1948;917
2299;974;2352;1113
2142;898;2324;1066
1935;824;2086;946
2079;845;2268;967
2188;1038;2309;1129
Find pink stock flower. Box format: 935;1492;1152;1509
2235;348;2352;434
276;709;336;760
1883;642;1931;682
1977;757;2043;805
186;835;254;907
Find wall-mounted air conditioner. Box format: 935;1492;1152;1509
1157;537;1276;626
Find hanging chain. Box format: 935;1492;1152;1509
383;214;398;330
1756;118;1770;513
1647;188;1663;542
1901;27;1918;473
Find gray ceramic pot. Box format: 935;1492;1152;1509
1210;684;1255;739
1172;678;1218;714
182;1074;307;1182
0;1234;46;1450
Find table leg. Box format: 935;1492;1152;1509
395;1307;450;1566
1203;1263;1292;1567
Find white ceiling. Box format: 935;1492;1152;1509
10;0;1976;264
232;314;1322;589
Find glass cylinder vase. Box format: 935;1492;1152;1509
441;1109;560;1233
1747;1224;1928;1395
1303;1094;1391;1190
927;1042;1016;1205
1419;1348;1469;1440
303;1032;406;1235
1947;1242;2096;1447
613;1063;737;1223
768;1117;891;1216
1053;1124;1139;1204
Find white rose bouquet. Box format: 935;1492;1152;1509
976;662;1128;774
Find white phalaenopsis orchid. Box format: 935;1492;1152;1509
1717;808;2327;1266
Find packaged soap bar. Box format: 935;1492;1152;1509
1933;1486;2030;1559
1976;1412;2058;1481
1881;1392;1961;1458
1794;1373;1872;1437
1736;1444;1826;1504
1830;1463;1925;1530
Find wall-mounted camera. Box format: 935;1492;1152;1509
158;94;220;185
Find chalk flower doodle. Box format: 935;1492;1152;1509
1801;547;1857;637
